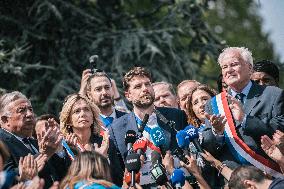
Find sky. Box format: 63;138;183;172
258;0;284;62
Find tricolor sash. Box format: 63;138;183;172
211;91;282;177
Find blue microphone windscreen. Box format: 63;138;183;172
170;169;185;187
176;130;190;148
150;127;166;147
184;125;199;141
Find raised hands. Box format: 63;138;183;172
79;69;92;96
18;154;38;181
273;130;284;155
205;113;226;135
162;151;174;174
94;131;110;157
261;135;284;163
39;124;62;159
11;176;45;189
65;133;79;147
180;155;201;176
35;154;48;172
227;95;245;123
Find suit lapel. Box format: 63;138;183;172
115;109;126;119
244;82;262;114
113;113;138;159
0;129;33;159
156;108;172;149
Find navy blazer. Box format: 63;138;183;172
202;82;284;168
109;107;187;161
0;128;65;189
115;109;127;119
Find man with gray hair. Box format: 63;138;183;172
202;47;284;178
0;91;65;188
152;81;178;109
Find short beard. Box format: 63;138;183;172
133;94;154;109
98;100;113;110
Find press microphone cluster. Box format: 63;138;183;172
176;125;204;154
150;127;167;157
150;151;173;189
170;169;186;189
123;114;149;187
133;137;148;156
125;130;137;155
125;152;141;187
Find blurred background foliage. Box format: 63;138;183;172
0;0;282;115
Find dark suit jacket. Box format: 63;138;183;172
0;128;65;189
202;82;284;168
115;109;126;119
89;133;124;187
109;107;187;161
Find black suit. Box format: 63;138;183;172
202;82;284;168
0;128;65;189
115;109;127;119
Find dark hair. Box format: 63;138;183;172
86;71;112;92
228;166;267;189
187;84;217;127
253;60;279;82
123;67;152;91
36;114;60;124
217;74;223;93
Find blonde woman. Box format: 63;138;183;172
60;151;120;189
59;93;123;186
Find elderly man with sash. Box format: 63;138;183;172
202;47;284;178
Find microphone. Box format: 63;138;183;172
138;114;149;136
184;125;204;153
176;130;190;155
150;151;173;189
124;172;141;186
125;153;141;187
150;127;167;156
170;169;185;189
125;130;137;155
133;137;148;156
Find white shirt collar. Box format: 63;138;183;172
231;80;252;97
100;107;116;119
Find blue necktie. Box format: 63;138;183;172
101;116;114;127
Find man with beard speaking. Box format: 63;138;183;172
109;67;187;187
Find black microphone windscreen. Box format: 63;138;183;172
150;164;168;186
125;153;141;173
125;130;137;145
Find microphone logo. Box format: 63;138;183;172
185;127;196;137
151;129;165;143
126;158;139;164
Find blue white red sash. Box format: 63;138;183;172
211;92;282;177
62;139;75;161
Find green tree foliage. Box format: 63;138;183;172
203;0;284;87
0;0;222;115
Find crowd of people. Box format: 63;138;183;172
0;46;283;189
